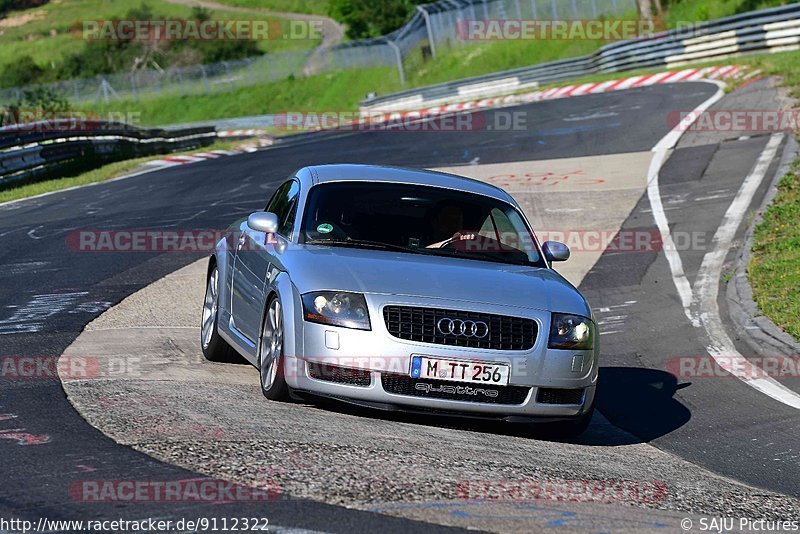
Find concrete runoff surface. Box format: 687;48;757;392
62;260;799;533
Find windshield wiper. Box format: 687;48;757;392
305;239;415;254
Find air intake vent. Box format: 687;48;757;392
308;362;371;387
536;388;584;405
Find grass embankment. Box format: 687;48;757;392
213;0;330;15
727;48;800;341
83;35;615;125
749;161;800;340
0;139;245;204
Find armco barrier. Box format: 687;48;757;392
361;2;800;111
0;121;216;188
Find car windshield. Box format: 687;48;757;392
300;181;546;267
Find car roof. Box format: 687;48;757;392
299;164;515;204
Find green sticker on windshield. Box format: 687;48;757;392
317;223;333;234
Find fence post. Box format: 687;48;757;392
514;0;522;20
530;0;537;18
482;0;489;19
96;79;118;104
417;5;437;59
387;40;405;85
551;0;558;19
130;73;138;101
200;65;210;94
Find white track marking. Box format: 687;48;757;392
647;81;726;324
648;82;800;409
691;133;800;409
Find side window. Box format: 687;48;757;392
480;208;530;252
266;180;300;236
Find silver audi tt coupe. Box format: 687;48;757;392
201;164;598;435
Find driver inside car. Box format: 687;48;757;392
426;204;476;248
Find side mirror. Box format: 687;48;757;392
542;241;570;262
247;212;279;234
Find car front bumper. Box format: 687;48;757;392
282;293;598;419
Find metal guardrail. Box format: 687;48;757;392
361;2;800;111
0;121;216;188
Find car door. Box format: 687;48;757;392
230;179;300;343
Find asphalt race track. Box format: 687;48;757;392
1;79;798;531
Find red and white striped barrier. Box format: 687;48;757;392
217;129;268;137
145;148;254;168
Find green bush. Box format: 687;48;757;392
0;55;45;86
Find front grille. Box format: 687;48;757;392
381;374;530;405
308;362;371;387
536;388;584;405
383;305;537;350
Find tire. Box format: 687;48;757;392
201;264;238;362
544;403;595;439
259;295;290;401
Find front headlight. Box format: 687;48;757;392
548;313;594;350
301;291;371;330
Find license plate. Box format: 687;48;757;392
410;356;510;386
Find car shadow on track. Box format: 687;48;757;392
595;366;692;443
291;366;691;447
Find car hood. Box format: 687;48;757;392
280;245;590;316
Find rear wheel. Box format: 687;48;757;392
259;296;290;401
201;264;237;362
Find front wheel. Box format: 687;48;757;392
259;296;290;401
201;264;237;362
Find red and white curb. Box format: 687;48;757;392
366;65;760;117
217;129;269;137
144;148;256;169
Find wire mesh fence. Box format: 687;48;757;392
0;0;638;105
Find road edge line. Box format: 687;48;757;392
646;80;727;325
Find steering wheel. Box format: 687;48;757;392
437;232;478;249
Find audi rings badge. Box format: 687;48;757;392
436;318;489;338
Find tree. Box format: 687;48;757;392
329;0;428;40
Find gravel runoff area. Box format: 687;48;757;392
60;258;800;532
